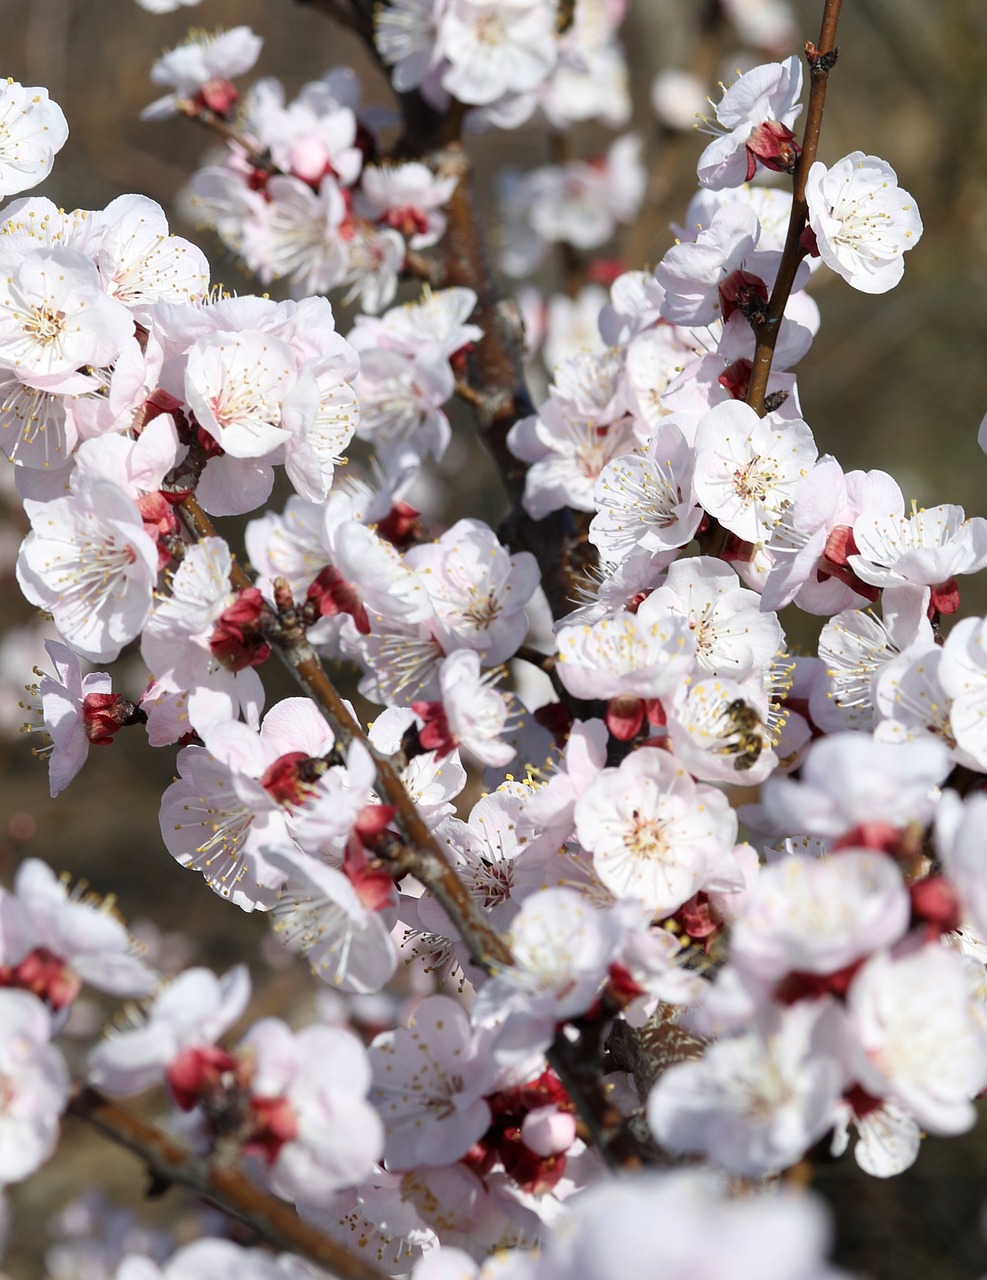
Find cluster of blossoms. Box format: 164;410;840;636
374;0;631;131
4;1;987;1277
146;26;457;312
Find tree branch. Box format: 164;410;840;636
176;102;278;174
177;496;653;1170
177;494;512;973
745;0;843;416
430;144;597;621
67;1086;387;1279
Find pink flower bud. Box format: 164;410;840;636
521;1104;577;1158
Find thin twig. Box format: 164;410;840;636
454;378;486;409
404;248;440;283
176;102;278;174
68;1087;387;1278
745;0;843;416
514;644;557;674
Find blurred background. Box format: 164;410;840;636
2;0;987;1275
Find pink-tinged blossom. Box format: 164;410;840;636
267;848;398;994
141;26;264;121
562;548;676;630
340;224;407;316
413;791;531;960
519;135;645;263
621;326;706;435
729;851;911;985
555;610;696;702
665;678;778;785
846;945;987;1134
805;153;923;294
651;69;708;131
721;0;798;49
352;286;482;363
0;248;134;386
812;587;930;735
87;965;250;1096
0;194;93;252
368;707;467;827
692;400;817;545
242;73;363;187
515;718;608;860
406;519;538;666
352;347;454;464
158;697;334;911
270;363;361;507
542;285;607;372
598;268;664;348
356;616;449;707
655;203;769;327
457;788;537;919
16;475;159;664
760;460;901;615
0;82;68;199
141;537;266;737
539;1169;846;1280
0;989;68;1186
72;414;183;508
358;163;457;249
438;0;557;106
540;0;631;131
184;331;295;459
116;1239;321;1280
245;173;350;296
830;1096;921;1179
574;747;738;914
673;181;797;258
285;739;379;863
134;0;202;10
0;858;157;1003
21;639;144;797
92;194;210;321
936;791;987;941
508;398;637;519
636;556;784;684
374;0;440;92
471;887;623;1067
589;421;702;563
696;57;803;190
245;494;336;601
369;994;498;1169
938;617;987;768
415;649;514;768
239;1017;384;1204
0;366;78;471
873;636;971;763
647;998;848;1176
761;732;950;839
848;503;987;605
614;902;709;1018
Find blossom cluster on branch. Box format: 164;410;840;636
2;0;987;1276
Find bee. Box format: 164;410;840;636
715;698;764;772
